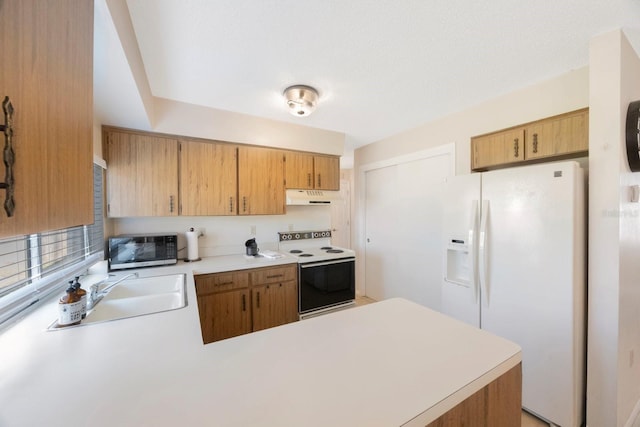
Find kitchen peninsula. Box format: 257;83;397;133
0;258;521;426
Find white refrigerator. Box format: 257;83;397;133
441;161;585;427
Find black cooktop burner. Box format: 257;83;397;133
320;246;333;250
290;249;303;254
299;253;313;257
326;249;344;253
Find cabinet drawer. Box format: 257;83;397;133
195;271;249;295
250;265;297;285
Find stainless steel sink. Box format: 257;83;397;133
47;273;187;330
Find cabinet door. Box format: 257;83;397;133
0;0;93;236
238;147;285;215
314;156;340;190
252;281;298;331
180;140;237;215
471;128;525;170
285;152;314;189
105;131;178;217
197;290;251;344
525;109;589;160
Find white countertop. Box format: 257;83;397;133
0;255;521;427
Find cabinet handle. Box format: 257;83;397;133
513;138;519;158
0;97;15;217
242;294;246;311
307;173;312;187
242;196;247;213
169;195;175;213
266;274;284;279
317;174;322;188
256;291;260;308
229;197;234;213
533;133;538;154
214;281;234;286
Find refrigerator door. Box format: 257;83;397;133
441;173;481;328
479;161;585;427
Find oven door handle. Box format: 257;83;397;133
299;258;355;268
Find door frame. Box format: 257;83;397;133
357;143;456;297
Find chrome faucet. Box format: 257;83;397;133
87;272;139;310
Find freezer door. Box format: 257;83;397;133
441;173;481;328
479;161;585;427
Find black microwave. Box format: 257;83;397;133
108;234;178;270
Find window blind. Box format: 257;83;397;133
0;164;105;326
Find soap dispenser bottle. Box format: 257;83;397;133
73;276;87;319
58;283;82;326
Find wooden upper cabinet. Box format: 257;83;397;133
105;131;179;217
314;156;340;190
471;108;589;171
238;147;285;215
0;0;94;237
285;152;315;189
285;152;340;191
179;140;237;215
525;109;589;160
472;128;526;170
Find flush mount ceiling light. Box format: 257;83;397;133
283;85;318;117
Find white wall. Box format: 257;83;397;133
587;29;640;427
113;206;332;258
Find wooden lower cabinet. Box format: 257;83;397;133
252;281;298;331
195;264;298;344
426;363;522;427
197;289;251;343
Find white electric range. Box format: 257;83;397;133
278;230;355;317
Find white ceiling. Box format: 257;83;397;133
97;0;640;156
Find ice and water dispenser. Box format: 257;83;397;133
444;235;472;287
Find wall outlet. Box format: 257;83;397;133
250;225;256;235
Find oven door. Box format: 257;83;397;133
299;257;355;314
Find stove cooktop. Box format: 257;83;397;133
284;245;355;263
277;230;355;263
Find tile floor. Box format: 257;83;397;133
354;296;552;427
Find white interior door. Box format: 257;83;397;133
364;165;398;302
364;153;451;309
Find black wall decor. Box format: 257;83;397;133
626;100;640;171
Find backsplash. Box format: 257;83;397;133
111;205;331;258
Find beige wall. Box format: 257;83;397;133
354;66;589;175
588;29;640;427
152;97;345;156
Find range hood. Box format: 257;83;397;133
286;189;341;205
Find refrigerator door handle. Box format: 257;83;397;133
479;200;489;305
469;200;479;303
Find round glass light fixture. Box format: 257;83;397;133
283;85;318;117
